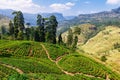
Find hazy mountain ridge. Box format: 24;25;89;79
58;7;120;29
0;9;67;25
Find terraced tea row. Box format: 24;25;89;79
0;64;18;79
58;53;120;80
0;41;47;58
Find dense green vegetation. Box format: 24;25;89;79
0;64;18;79
0;40;120;79
58;53;120;80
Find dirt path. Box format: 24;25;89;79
41;44;55;62
41;44;104;79
1;63;23;74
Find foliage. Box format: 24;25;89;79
0;64;18;79
45;15;58;44
8;74;28;80
12;11;25;40
74;27;81;35
58;53;120;80
67;29;73;47
72;36;78;49
114;42;120;49
58;33;63;45
36;14;45;42
101;55;107;62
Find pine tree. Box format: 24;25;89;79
45;15;58;44
25;28;31;40
58;33;63;45
1;25;6;35
25;23;31;40
12;11;25;40
67;29;73;47
30;27;35;41
9;20;14;35
9;20;14;39
37;14;45;42
34;28;40;42
72;36;78;49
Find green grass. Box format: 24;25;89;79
58;53;120;80
0;64;18;79
27;73;104;80
0;40;120;79
44;43;70;60
0;57;63;74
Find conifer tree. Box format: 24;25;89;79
12;11;25;40
45;15;58;44
67;29;73;47
37;14;45;42
58;33;63;45
72;36;78;48
9;20;14;39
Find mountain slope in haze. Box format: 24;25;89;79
81;26;120;73
58;7;120;30
0;9;66;25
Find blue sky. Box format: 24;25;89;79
0;0;120;16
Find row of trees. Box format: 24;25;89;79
1;11;78;48
9;11;58;44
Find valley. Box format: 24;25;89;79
0;1;120;80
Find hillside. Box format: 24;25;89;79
82;26;120;73
0;14;10;29
58;6;120;32
0;40;120;79
62;23;99;45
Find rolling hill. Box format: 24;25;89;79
0;14;10;29
81;26;120;73
0;40;120;79
61;23;100;45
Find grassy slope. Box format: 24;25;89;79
0;17;10;29
0;40;120;79
62;23;97;45
82;26;120;73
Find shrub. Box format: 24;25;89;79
101;55;107;62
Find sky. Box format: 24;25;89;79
0;0;120;16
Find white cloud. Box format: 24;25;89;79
50;2;75;12
84;1;91;4
0;0;45;14
106;0;120;5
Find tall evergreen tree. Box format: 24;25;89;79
67;29;73;47
34;28;40;42
12;11;25;40
45;15;58;44
25;23;31;40
72;36;78;49
9;20;14;39
25;28;31;40
37;14;45;42
58;33;63;45
30;27;35;41
1;25;6;35
9;20;14;35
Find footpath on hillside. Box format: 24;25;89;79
41;44;106;79
0;62;24;74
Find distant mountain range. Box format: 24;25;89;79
58;6;120;28
0;9;75;26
